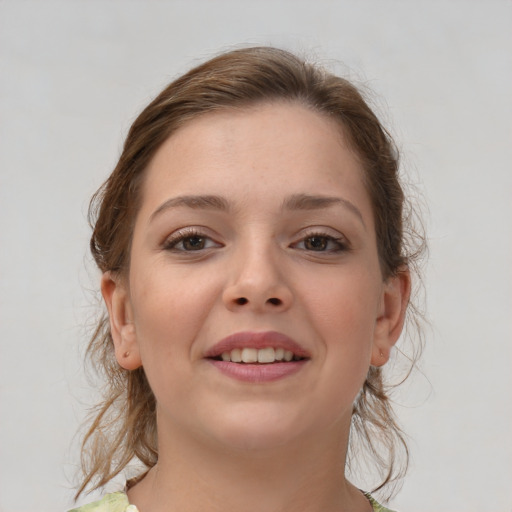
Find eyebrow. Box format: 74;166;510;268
283;193;366;228
150;193;365;228
150;194;230;221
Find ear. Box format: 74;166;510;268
371;269;411;367
101;272;142;370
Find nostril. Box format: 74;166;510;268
231;296;284;307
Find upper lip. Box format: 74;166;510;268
204;331;310;359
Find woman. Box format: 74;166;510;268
72;46;424;512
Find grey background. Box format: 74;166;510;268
0;1;511;511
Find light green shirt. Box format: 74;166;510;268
69;491;397;512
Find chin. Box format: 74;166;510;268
218;427;298;454
203;404;307;452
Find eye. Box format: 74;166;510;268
293;232;349;253
177;235;209;251
163;228;221;252
304;236;331;251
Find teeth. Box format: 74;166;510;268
219;347;301;363
258;347;275;363
241;347;258;363
231;348;242;363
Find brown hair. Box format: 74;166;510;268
78;46;425;499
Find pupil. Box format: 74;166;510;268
184;236;204;250
307;237;326;250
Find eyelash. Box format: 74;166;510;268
162;228;219;252
162;228;349;254
293;231;350;253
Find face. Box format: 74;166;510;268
104;102;407;453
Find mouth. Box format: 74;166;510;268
212;347;305;364
204;331;309;382
205;330;310;362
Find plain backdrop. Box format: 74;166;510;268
0;2;511;511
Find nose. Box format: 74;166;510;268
222;245;293;313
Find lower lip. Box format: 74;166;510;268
208;360;308;382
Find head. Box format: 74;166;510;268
80;46;424;498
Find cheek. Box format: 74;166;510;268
306;267;381;333
129;264;220;363
304;268;381;377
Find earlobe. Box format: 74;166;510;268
101;272;142;371
371;269;411;367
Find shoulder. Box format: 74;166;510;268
364;492;398;512
69;490;394;512
68;492;136;512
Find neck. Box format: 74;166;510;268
127;417;372;512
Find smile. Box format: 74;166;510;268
217;347;303;363
205;331;310;382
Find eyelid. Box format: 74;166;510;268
291;227;351;252
162;226;222;251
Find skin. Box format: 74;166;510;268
102;102;410;512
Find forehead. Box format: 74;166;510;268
139;102;372;223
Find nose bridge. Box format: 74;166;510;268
223;233;292;311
